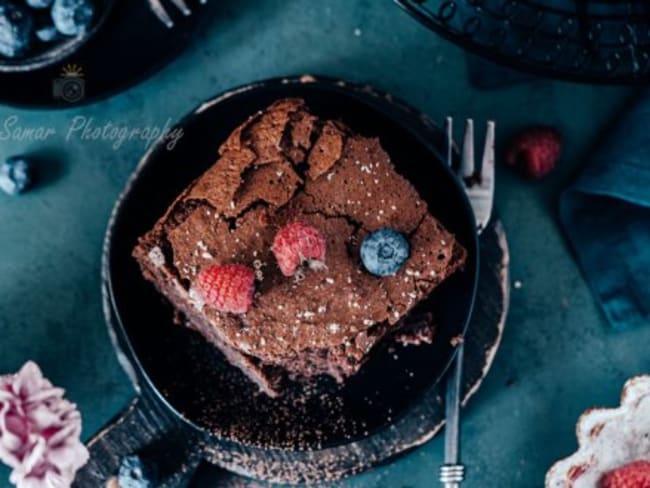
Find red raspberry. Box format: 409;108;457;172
271;222;326;277
601;460;650;488
196;264;255;314
505;126;562;180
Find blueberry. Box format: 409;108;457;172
360;228;410;277
35;24;59;42
26;0;53;9
118;455;158;488
51;0;94;36
0;2;33;58
33;11;60;42
0;156;33;195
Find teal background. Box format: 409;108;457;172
0;1;649;486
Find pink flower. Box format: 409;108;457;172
0;362;89;488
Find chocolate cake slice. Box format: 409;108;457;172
133;99;466;397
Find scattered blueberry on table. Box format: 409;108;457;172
0;2;34;58
0;156;33;195
118;455;159;488
360;228;410;277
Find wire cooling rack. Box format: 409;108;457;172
395;0;650;84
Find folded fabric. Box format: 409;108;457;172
560;91;650;330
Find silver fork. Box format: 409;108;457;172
147;0;207;28
440;117;495;488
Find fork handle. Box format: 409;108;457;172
440;464;465;487
441;342;465;486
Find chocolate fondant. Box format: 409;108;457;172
133;99;466;396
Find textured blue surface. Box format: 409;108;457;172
0;1;648;486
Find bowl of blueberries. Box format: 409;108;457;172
0;0;115;72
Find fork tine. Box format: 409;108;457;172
445;116;453;168
169;0;191;16
481;121;496;179
461;119;475;178
148;0;174;28
474;120;496;233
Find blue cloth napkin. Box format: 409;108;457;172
560;92;650;330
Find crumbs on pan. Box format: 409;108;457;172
147;246;165;267
450;335;464;346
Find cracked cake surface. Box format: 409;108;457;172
133;98;466;397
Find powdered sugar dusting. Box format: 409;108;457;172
148;246;165;267
189;287;206;311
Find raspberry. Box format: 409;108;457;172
601;460;650;488
196;264;255;314
505;126;562;180
272;222;326;277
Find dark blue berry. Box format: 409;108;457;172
34;12;60;42
118;455;158;488
26;0;53;9
36;24;59;42
360;228;410;277
0;156;33;195
0;2;33;58
51;0;94;36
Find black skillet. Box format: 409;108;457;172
74;75;479;487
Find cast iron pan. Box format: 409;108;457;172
74;75;479;487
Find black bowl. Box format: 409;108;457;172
0;0;115;73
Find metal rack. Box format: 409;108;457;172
395;0;650;83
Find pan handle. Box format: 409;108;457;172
73;393;204;488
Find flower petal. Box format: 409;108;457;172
0;362;88;488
